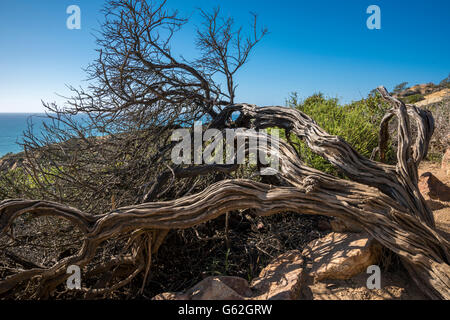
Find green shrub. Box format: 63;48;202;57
400;94;425;104
0;165;61;200
284;92;393;175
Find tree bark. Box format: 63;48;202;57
1;87;448;299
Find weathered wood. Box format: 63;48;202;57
0;87;448;299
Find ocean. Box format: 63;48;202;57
0;113;52;157
0;112;234;158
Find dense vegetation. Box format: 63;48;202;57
283;92;393;175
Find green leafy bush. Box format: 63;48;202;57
284;92;392;175
400;94;425;104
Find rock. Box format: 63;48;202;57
442;148;450;176
317;217;364;233
403;83;437;97
416;88;450;107
153;250;306;301
153;233;385;300
251;250;305;300
433;208;450;238
152;292;179;300
418;172;450;201
152;276;251;300
302;232;381;281
329;218;363;233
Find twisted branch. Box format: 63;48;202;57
1;88;448;299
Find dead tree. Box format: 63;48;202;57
1;88;449;299
0;0;448;299
7;0;267;214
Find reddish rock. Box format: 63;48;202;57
442;148;450;176
251;250;305;300
302;232;381;281
329;218;363;233
418;172;450;201
153;250;306;301
152;276;251;300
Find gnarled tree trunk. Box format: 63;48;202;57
0;87;449;299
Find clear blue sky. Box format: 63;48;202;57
0;0;449;112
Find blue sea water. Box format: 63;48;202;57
0;113;53;157
0;112;237;158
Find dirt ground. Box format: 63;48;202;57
419;161;450;239
302;271;427;300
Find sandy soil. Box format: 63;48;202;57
416;89;450;107
419;161;450;238
302;272;427;300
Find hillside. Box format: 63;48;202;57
393;77;450;106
